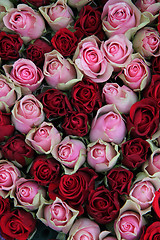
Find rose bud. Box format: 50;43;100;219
0;110;15;142
89;104;126;144
37;197;79;234
102;83;138;114
39;0;74;32
87;139;120;172
144;148;160;178
11;94;45;134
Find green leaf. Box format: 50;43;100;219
56;232;66;240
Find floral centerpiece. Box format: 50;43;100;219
0;0;160;239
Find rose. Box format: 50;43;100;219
39;0;74;32
67;0;92;10
99;231;117;240
52;136;86;174
144;148;160;177
135;0;160;14
0;196;10;217
0;110;15;142
1;134;35;168
121;138;151;169
89;105;126;144
37;88;73;119
133;27;160;58
71;78;102;114
102;82;138;114
62;111;89;137
140;222;160;240
74;5;105;40
26;122;62;154
26;39;53;67
87;139;120;172
3;4;45;42
126;98;159;139
11;94;45;134
152;188;160;218
0;31;23;61
152;56;160;74
87;186;120;224
73;36;113;83
0;208;36;240
37;197;79;234
30;155;61;186
107;167;134;195
21;0;50;7
101;34;133;71
3;58;44;94
0;0;13;30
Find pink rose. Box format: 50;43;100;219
0;0;14;29
144;148;160;177
3;58;44;95
101;34;133;71
68;218;100;240
26;122;62;154
52;136;86;174
11;94;45;134
3;4;45;42
39;0;74;32
73;36;113;83
11;178;46;211
37;197;79;234
87;139;120;172
133;27;160;58
102;83;138;114
135;0;160;15
89;104;126;144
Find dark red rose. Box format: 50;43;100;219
126;98;159;139
0;111;15;142
20;0;50;7
0;196;10;217
152;56;160;74
71;78;102;114
1;134;35;167
0;31;23;61
51;28;83;57
26;38;53;67
62;111;89;137
30;155;61;186
140;221;160;240
121;138;150;169
48;167;97;215
74;5;105;40
144;75;160;107
87;186;120;224
37;88;72;119
152;188;160;219
107;167;133;195
0;208;36;240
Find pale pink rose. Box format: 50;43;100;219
3;58;44;95
135;0;160;15
68;218;100;240
89;104;126;144
43;50;78;88
133;27;160;58
0;160;21;197
73;36;113;83
3;4;45;42
11;94;45;134
87;139;120;172
39;0;74;32
99;231;117;240
144;149;160;177
67;0;92;10
37;197;79;234
26;122;62;154
0;0;14;29
101;34;133;71
52;136;86;174
102;83;138;114
12;178;46;211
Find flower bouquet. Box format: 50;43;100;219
0;0;160;239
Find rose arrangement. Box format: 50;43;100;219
0;0;160;239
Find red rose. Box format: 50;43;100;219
0;208;36;240
152;188;160;219
0;31;23;61
158;12;160;34
20;0;50;7
26;38;53;67
1;134;35;167
152;56;160;74
126;98;159;139
71;78;102;114
140;221;160;240
87;186;120;224
30;155;61;186
107;167;134;195
74;5;105;40
0;196;10;217
0;111;15;142
62;111;89;137
51;28;83;57
144;75;160;106
121;138;151;169
48;167;97;215
37;88;72;119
